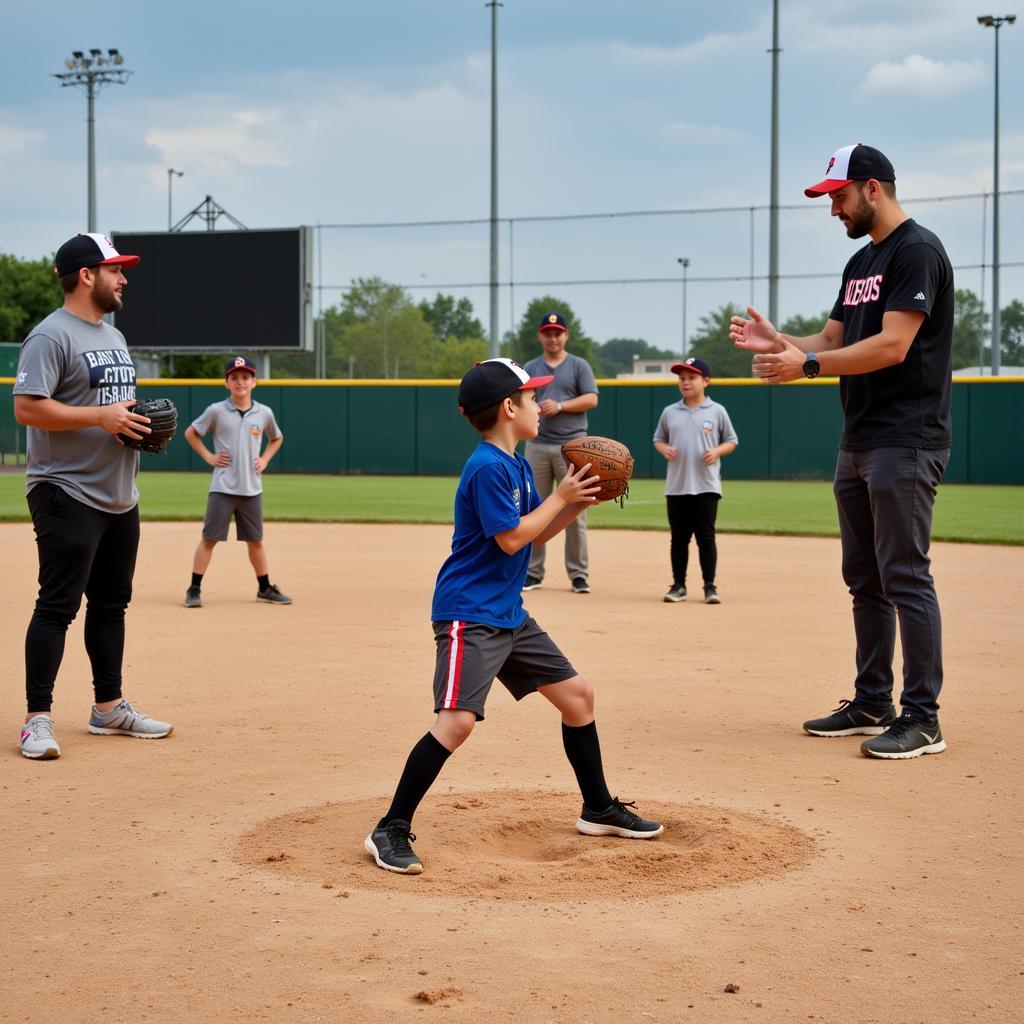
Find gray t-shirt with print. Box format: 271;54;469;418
653;398;738;496
190;399;282;497
523;352;599;445
13;308;139;513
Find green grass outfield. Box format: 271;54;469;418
0;472;1020;545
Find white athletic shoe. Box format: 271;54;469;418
88;699;173;739
21;715;61;760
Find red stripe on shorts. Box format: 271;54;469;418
442;620;464;709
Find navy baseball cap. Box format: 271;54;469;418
458;358;554;416
671;357;711;378
54;233;140;276
804;144;895;198
538;311;568;333
225;356;257;376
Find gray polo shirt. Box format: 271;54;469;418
653;397;738;496
523;352;598;445
191;399;281;497
13;308;140;513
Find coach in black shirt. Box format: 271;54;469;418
730;144;953;760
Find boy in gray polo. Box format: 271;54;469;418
182;356;291;607
653;357;738;604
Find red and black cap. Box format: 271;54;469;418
458;358;554;416
670;357;711;379
538;311;568;333
224;356;257;377
804;144;895;198
54;233;141;276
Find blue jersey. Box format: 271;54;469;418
432;441;540;629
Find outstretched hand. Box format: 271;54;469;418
752;335;809;383
730;306;783;354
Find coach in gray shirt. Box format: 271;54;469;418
522;311;599;594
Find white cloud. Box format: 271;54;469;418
0;124;44;157
860;54;986;98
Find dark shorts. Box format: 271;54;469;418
202;492;264;542
432;616;577;720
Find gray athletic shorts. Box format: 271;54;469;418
431;616;577;721
202;492;264;542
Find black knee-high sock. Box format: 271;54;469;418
561;721;613;811
383;732;452;826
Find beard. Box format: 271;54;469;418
92;275;123;313
843;192;877;239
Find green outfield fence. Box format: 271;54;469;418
1;377;1022;484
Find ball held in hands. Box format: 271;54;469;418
561;435;634;505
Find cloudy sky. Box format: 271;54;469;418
2;0;1022;354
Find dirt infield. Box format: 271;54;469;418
2;522;1021;1023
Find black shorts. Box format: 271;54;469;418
202;492;264;542
431;616;577;720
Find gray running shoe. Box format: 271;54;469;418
703;583;721;604
21;715;60;760
88;700;173;739
803;699;897;737
860;714;946;759
571;577;591;594
664;584;687;603
184;586;202;608
257;584;292;605
575;797;664;839
365;819;423;874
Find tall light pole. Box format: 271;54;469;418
767;0;781;326
677;258;690;359
978;14;1016;376
487;2;503;358
53;49;132;232
167;168;184;230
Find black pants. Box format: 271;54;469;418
666;493;720;586
833;447;948;720
25;483;139;713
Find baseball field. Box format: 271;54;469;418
2;480;1022;1023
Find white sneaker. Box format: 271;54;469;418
88;699;173;739
21;715;61;760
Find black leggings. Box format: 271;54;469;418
25;483;139;713
666;493;720;586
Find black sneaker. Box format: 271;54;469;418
571;577;591;594
183;586;202;608
257;584;293;605
703;583;721;604
364;819;423;874
575;797;664;839
860;713;945;760
522;575;542;591
664;584;687;603
803;699;897;737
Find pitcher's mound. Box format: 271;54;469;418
239;790;815;902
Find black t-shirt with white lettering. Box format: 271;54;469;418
828;219;953;450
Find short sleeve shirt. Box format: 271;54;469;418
523;353;598;444
828;219;954;450
13;308;139;513
190;399;281;496
431;442;541;629
653;398;738;496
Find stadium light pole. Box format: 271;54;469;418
487;1;503;358
978;14;1016;376
767;0;781;326
167;168;184;230
53;48;132;232
676;258;690;359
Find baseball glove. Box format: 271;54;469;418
119;398;178;454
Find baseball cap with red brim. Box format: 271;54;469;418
458;358;554;416
54;233;141;276
804;144;896;198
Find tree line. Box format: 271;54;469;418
2;252;1021;377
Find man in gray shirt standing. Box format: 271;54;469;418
522;311;599;593
13;233;174;760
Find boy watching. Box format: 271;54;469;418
653;357;738;605
183;356;292;607
365;357;663;875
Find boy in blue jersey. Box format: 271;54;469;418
366;358;664;874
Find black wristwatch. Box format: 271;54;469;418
803;352;821;379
